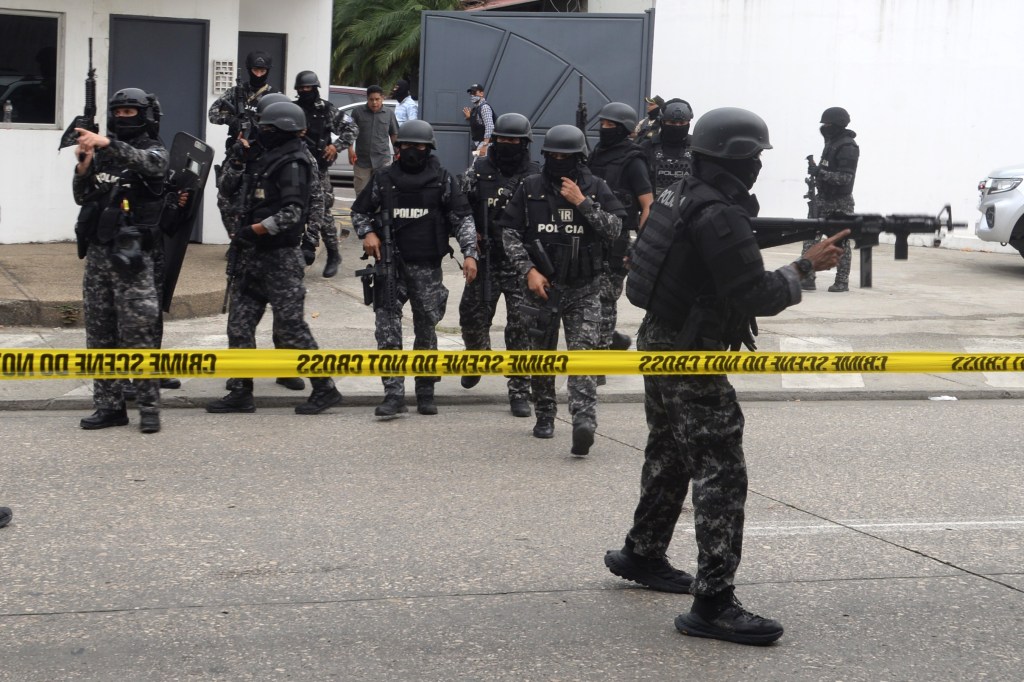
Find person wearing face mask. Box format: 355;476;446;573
209;51;277;237
498;125;626;456
292;70;346;278
640;99;695;197
351;120;480;418
205;102;343;417
588;102;654;360
633;95;665;141
463;84;495;157
605;107;848;646
456;113;540;418
392;79;418;123
800;106;859;292
72;88;168;433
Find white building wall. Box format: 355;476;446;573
587;0;655;11
0;0;330;245
651;0;1021;249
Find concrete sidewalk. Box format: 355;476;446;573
2;226;1024;410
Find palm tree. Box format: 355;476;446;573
331;0;463;90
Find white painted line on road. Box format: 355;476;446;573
780;337;864;389
965;338;1024;388
725;519;1024;537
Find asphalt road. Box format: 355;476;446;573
1;400;1022;680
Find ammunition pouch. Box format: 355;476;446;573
110;226;150;275
74;202;101;259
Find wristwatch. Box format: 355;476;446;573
794;258;813;277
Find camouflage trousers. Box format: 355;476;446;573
303;165;339;253
598;266;627;350
458;258;530;401
225;246;335;393
83;243;161;412
624;313;748;598
375;261;448;399
528;276;600;426
216;183;241;237
802;195;855;285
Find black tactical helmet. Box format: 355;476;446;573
690;107;772;159
492;113;533;142
108;88;160;136
662;100;694;123
294;70;320;89
820;106;850;127
258;101;306;132
541;124;588;155
245;51;272;70
597;101;638;131
396;119;437;149
256;92;291;114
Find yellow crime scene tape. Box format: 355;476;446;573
1;349;1023;380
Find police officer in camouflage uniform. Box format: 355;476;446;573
292;70;351;278
72;88;168;433
604;107;847;645
801;106;859;292
351;120;479;418
640;99;694;197
457;113;539;418
209;51;275;237
205;102;343;416
589;103;653;357
499;125;624;456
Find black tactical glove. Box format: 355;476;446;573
234;225;259;245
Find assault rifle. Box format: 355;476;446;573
234;69;254;142
751;205;964;288
58;38;98;151
519;240;563;349
575;75;588;150
355;184;400;312
803;155;819;219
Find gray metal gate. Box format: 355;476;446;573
419;10;655;174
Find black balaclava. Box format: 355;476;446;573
259;127;293;150
660;124;689;145
542;153;581;184
714;156;763;191
491;141;527;174
393;79;410;101
599;123;630;147
297;88;319;105
399;146;430;173
111;112;147;141
647;106;660;120
249;69;269;90
820;124;843;139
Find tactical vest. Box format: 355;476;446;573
645;140;693;197
522;173;603;286
588;141;647;232
470;156;536;263
469;102;493;143
248;137;310;249
382;163;450;264
301;98;334;171
818;131;859;199
226;84;272;150
91;136;167;244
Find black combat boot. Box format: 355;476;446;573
80;407;130;430
460;375;481;389
828;281;849;292
801;277;816;291
205;386;256;413
276;377;305;391
571;419;596;456
533;415;555;439
296;385;342;415
139;408;161;434
604;546;694;593
675;588;784;645
416;392;438;416
510;397;532;418
610;330;632;351
374;395;408;417
322;247;341;278
159;378;181;389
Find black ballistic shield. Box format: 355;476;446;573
162;132;215;312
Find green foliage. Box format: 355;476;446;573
331;0;463;89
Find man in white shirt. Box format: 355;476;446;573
392;79;418;124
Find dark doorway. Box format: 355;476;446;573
109;15;209;240
238;32;287;96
